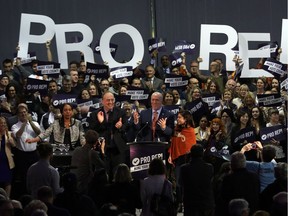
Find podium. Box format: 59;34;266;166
127;141;168;179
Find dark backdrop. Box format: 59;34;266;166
0;0;286;69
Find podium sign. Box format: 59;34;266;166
128;141;167;179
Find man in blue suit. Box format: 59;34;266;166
133;92;174;142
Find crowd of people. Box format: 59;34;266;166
0;44;287;216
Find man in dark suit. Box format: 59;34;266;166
88;91;128;173
141;65;164;93
133;92;174;142
179;144;215;216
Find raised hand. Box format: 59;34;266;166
97;111;105;123
115;117;122;129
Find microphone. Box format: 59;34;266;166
134;122;149;142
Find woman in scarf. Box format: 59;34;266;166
168;110;196;210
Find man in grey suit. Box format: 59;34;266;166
141;65;164;93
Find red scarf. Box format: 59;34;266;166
169;127;196;161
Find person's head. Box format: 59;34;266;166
17;103;29;122
243;93;255;107
188;77;199;89
102;91;115;111
151;92;163;110
190;86;201;101
271;78;279;90
199;115;209;129
31;209;48;216
226;79;237;91
100;79;110;93
60;103;74;120
69;60;79;72
262;145;276;162
221;108;235;125
119;85;127;96
274;162;287;180
79;60;86;72
171;89;180;102
0;75;10;88
48;80;58;95
251;106;261;120
23;200;47;216
268;107;279;124
5;83;17;99
37;143;53;159
88;83;99;96
171;66;180;75
37;186;53;204
223;89;233;102
0;117;8;134
70;70;79;84
163;91;176;105
62;75;72;93
131;78;141;88
160;55;170;68
2;59;13;73
113;164;132;183
190;144;204;158
228;198;249;216
236;109;250;128
0;199;14;216
256;77;266;91
209;61;220;74
123;103;132;118
148;158;166;176
210;118;226;135
145;65;156;79
85;130;99;147
252;210;270;216
190;60;199;75
239;84;249;98
207;80;220;94
231;152;246;170
177;110;194;128
79;88;91;100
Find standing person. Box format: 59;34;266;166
141;65;163;93
168;110;196;208
71;130;106;194
221;152;260;215
26;103;86;150
88;91;128;176
26;143;63;198
141;158;174;216
11;103;41;197
0;117;16;198
179;144;215;216
133;92;174;142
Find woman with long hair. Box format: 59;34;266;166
250;106;266;136
203;117;228;173
168;110;196;207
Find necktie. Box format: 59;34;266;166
152;110;158;141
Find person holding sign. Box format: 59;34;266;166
133;92;174;142
26;103;85;150
168;110;196;208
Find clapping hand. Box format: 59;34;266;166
157;118;167;130
97;111;105;123
115;118;122;129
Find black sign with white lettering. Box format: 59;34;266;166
52;94;77;107
26;78;49;94
260;125;285;144
184;98;207;118
36;61;61;78
257;94;283;107
163;105;181;115
263;58;287;77
202;93;221;107
233;127;256;146
94;40;118;58
164;74;189;90
258;41;279;59
173;40;196;54
110;66;133;79
86;62;109;78
169;52;182;67
148;37;166;54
